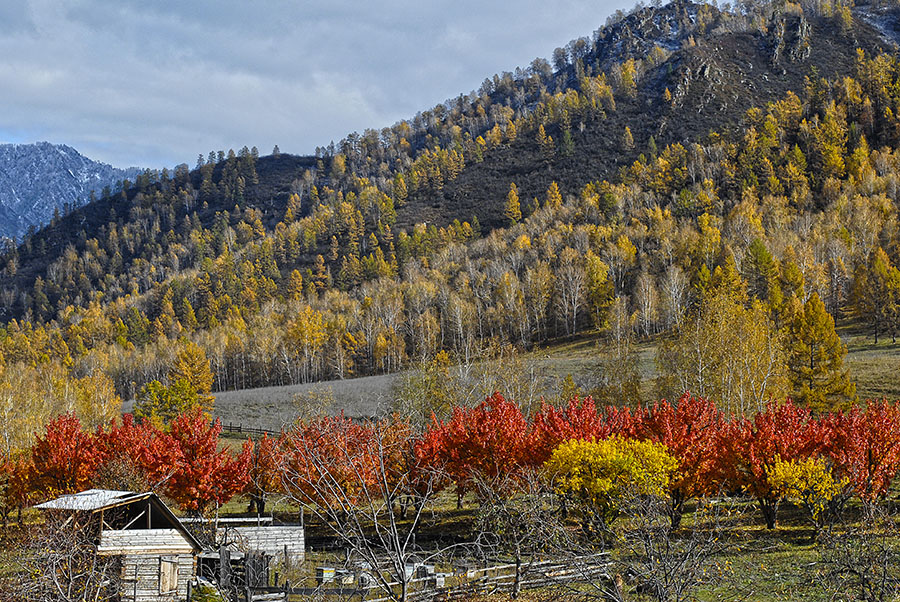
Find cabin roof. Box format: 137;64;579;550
36;489;203;552
35;489;149;511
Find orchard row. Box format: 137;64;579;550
3;393;898;531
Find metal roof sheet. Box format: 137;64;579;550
35;489;204;552
35;489;151;511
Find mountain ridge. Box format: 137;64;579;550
0;0;897;403
0;141;142;241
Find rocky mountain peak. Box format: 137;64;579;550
0;142;141;240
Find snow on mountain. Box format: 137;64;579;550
0;142;141;240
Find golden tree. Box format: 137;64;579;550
786;293;856;411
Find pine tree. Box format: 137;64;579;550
786;293;856;411
168;340;215;414
545;181;563;210
622;126;635;151
505;183;522;225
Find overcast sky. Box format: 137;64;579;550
0;0;635;169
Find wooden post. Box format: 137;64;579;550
187;580;192;602
219;546;232;589
284;544;290;572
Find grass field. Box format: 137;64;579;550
201;321;900;432
202;490;895;601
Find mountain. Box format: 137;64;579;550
0;0;898;404
0;142;141;240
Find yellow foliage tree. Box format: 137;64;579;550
544;437;678;528
767;455;849;531
505;182;521;225
545;181;563;210
168;339;215;413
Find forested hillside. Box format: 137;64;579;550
0;0;899;451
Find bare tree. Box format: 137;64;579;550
556;247;587;336
606;492;738;602
16;511;121;602
817;501;900;602
279;420;451;602
470;471;570;598
660;265;690;329
635;270;660;337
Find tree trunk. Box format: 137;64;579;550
400;576;409;602
760;499;778;529
670;490;685;530
512;555;521;599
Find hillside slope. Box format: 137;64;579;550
0;0;897;409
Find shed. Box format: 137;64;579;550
36;489;201;602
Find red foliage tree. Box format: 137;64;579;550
527;396;644;465
245;433;285;514
529;396;605;465
0;453;29;527
27;414;105;501
96;414;181;491
418;392;530;502
824;400;900;500
716;400;826;528
281;414;379;507
163;408;251;513
639;394;723;527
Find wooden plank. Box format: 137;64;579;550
224;525;305;561
119;553;195;602
98;528;195;555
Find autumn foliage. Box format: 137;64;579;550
545;436;678;527
11;391;900;531
16;409;252;514
417;393;531;497
637;394;723;525
163;409;251;512
823;400;900;501
28;414;105;499
417;393;900;529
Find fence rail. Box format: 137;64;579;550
248;554;609;602
221;423;277;437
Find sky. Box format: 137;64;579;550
0;0;635;169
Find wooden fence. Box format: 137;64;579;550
247;555;609;602
221;423;277;437
220;419;375;438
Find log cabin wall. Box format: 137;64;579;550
118;553;194;602
223;525;305;561
99;528;196;602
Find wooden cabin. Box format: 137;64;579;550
36;489;201;602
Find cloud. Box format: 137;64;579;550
0;0;634;168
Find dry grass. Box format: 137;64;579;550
204;322;900;433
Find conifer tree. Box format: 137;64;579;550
505;183;521;225
786;293;856;411
545;181;563;210
536;124;554;160
168;339;215;413
287;269;304;302
622;126;635;151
